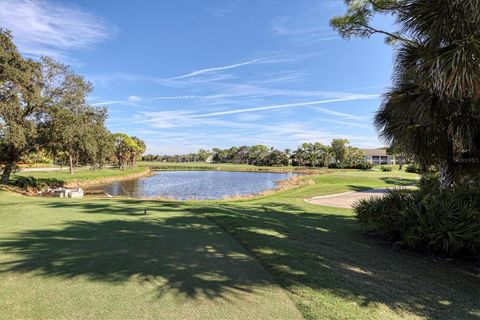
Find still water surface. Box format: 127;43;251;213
95;170;296;200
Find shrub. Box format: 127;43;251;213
380;166;393;172
327;162;372;170
355;162;373;170
12;176;64;191
327;163;346;169
406;163;421;173
418;172;440;193
354;187;480;257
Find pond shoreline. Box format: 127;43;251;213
86;170;312;201
65;168;154;189
141;163;330;175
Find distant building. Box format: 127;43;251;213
361;148;396;165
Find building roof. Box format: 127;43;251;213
361;148;388;157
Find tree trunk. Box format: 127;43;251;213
398;156;403;170
439;161;455;190
68;154;74;175
0;162;14;184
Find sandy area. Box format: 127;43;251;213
305;189;391;208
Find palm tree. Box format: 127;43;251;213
376;1;480;188
332;0;480;188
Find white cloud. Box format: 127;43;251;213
91;95;201;106
169;58;266;80
235;113;265;122
270;6;341;45
0;0;112;60
117;96;377;131
196;95;379;117
127;95;142;103
206;1;243;17
313;107;368;121
112;98;381;154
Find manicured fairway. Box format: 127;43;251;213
0;195;301;319
0;169;478;319
13;167;149;187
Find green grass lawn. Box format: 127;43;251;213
138;161;330;172
0;169;478;319
13;166;148;187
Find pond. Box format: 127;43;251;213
91;170;297;200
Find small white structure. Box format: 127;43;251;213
205;155;214;163
51;188;66;198
361;149;396;165
50;188;84;198
68;189;84;198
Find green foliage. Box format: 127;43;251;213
330;0;408;46
11;176;64;190
1;32;126;181
356;162;373;170
330;139;349;163
0;29;43;183
327;162;372;170
380;166;392;172
291;142;330;167
405;163;421;173
196;149;211;161
418;172;440;192
113;133;145;169
40;57;114;173
152;140;363;168
354;187;480;256
20;150;52;165
332;1;480;189
327;163;346;169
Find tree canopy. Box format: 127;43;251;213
0;31;146;183
331;0;480;188
0;30;43;183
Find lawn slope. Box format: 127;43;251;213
0;194;301;320
198;171;479;320
0;169;478;320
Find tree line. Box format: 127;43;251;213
0;30;145;183
143;139;366;167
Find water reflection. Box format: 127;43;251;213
92;171;296;200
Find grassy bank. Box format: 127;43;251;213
199;172;479;319
12;167;150;189
0;169;477;319
139;161;331;173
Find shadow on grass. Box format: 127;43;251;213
1;199;478;319
346;185;376;191
346;177;417;193
0;202;274;300
380;177;418;186
195;202;479;319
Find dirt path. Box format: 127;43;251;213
305;188;391;208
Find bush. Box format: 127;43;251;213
380;166;393;172
327;162;373;170
355;162;373;170
406;163;421;173
327;163;346;169
418;172;440;193
354;187;480;257
12;176;64;191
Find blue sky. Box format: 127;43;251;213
1;0;395;154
